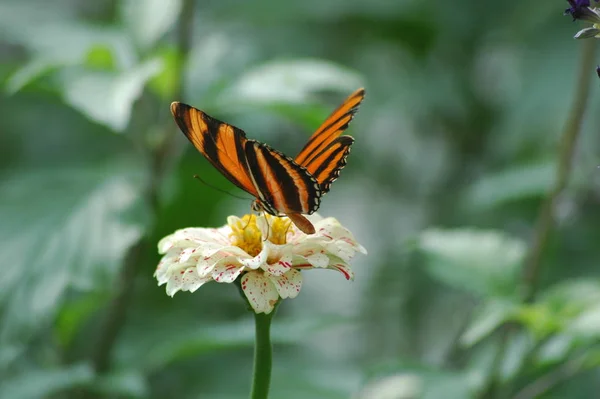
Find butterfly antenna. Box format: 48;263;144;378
192;175;250;200
285;218;293;236
262;213;271;242
242;214;253;230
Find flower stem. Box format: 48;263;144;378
250;310;276;399
521;39;595;302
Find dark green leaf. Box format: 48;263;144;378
0;162;147;346
0;363;94;399
419;228;525;297
59;59;162;131
121;0;182;50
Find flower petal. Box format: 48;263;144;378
269;269;302;299
329;261;355;281
154;251;178;283
197;246;250;277
241;271;279;314
164;266;211;296
158;226;231;254
306;252;329;268
211;257;245;283
178;247;200;263
263;252;293;277
315;217;365;249
323;240;358;263
240;245;268;270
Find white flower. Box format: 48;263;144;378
155;213;367;314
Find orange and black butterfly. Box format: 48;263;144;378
171;88;365;235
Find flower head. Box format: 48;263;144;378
155;214;366;314
565;0;600;23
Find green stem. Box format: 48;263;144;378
250;311;275;399
521;39;595;302
479;40;596;399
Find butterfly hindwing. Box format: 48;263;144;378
295;88;364;167
170;102;258;197
244;141;321;215
304;136;354;194
295;88;364;193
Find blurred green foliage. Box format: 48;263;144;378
2;0;600;398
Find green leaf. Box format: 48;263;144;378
514;303;561;338
55;292;109;348
0;162;147;346
60;58;162;131
1;14;134;70
418;228;526;297
461;299;518;346
0;363;94;399
358;374;422;398
147;46;181;99
84;44;117;71
5;58;56;94
421;372;474;399
121;0;182;50
536;334;575;365
94;368;148;398
219;59;363;106
514;280;600;338
117;314;341;372
499;331;532;382
464;159;556;211
538;280;600;313
568;304;600;339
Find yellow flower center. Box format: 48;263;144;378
229;214;291;256
268;216;291;245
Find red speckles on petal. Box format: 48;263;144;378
241;272;279;314
210;260;244;283
331;264;354;280
320;232;333;240
268;269;302;299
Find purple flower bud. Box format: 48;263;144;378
565;0;600;21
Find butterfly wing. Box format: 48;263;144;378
170;102;259;198
302;136;354;194
244;140;321;216
295;88;364;193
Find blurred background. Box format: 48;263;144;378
2;0;600;398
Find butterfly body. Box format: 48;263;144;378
171;88;365;234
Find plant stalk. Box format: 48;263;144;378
250;311;275;399
521;39;595;302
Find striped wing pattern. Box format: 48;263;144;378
295;88;365;193
170;102;257;197
170;88;364;234
303;135;354;193
171;102;321;218
244;141;321;215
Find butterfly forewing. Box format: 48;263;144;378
244;141;321;215
170;102;258;197
295;88;365;167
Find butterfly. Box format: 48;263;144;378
170;88;365;235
